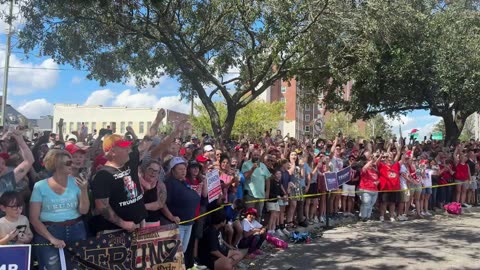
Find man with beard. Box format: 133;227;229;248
242;149;271;222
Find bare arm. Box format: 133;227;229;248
58;118;64;143
13;132;34;183
126;126;138;141
95;198;137;231
88;131;106;160
29;202;56;243
149;109;166;137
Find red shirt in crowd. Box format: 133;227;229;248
359;168;379;192
378;162;401;191
439;164;452;185
454;163;469;181
186;176;203;217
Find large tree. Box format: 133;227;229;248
15;0;330;141
191;100;284;140
300;0;480;146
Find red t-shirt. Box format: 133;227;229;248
378;162;401;191
359;168;379;192
439;164;452;185
454;163;469;181
186;176;203;216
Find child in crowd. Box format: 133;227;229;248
0;191;33;245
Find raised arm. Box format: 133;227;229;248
149;109;166;137
13;131;34;183
57;118;64;143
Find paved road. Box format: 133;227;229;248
251;209;480;270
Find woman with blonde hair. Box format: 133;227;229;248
30;149;89;270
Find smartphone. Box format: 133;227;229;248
16;225;26;233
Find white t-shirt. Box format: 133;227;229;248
400;164;409;190
422;169;433;187
0;215;32;245
241;218;262;232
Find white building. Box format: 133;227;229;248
53;104;189;138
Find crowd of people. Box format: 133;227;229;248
0;108;478;270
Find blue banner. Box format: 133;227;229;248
324;172;339;191
337;166;352;186
0;245;31;270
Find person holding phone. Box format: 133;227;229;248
0;191;33;245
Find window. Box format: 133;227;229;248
281;111;286;118
305;114;311;122
120;122;126;133
92;122;96;131
304;125;311;132
139;122;145;134
69;122;74;133
147;121;152;132
102;122;107;128
280;97;285;102
305;104;311;111
76;122;81;131
84;122;89;130
317;103;323;110
128;121;133;129
281;86;287;93
62;126;66;134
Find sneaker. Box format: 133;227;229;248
462;203;472;208
379;216;385;222
282;228;291;236
313;217;320;224
390;217;396;222
308;219;314;225
320;216;326;223
193;263;207;270
424;211;432;216
397;215;408;221
275;229;286;238
267;230;275;235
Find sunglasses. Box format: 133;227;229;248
64;160;73;166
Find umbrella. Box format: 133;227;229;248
410;129;419;134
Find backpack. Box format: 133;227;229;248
444;202;462;215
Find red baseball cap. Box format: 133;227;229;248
65;144;86;155
196;155;210;163
103;134;132;153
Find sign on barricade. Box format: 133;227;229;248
67;224;185;270
207;169;222;203
0;244;31;270
324;166;352;191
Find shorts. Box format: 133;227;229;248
400;189;410;202
278;199;289;207
455;180;469;188
469;177;478;190
307;183;319;195
342;184;356;197
421;187;432;195
266;202;280;212
409;183;422;192
381;192;401;204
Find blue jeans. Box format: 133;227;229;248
178;224;193;253
359;190;378;219
34;221;86;270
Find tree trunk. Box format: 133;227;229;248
442;110;467;147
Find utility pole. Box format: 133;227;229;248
1;0;14;127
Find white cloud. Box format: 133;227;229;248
71;76;82;84
17;99;53;119
82;88;196;115
155;96;193;114
84;89;115;106
0;2;23;35
112;89;158;108
386;115;413;127
0;52;60;95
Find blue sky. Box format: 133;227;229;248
0;2;441;138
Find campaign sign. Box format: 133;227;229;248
337;166;352;186
0;244;31;270
207;169;222;203
324;172;339;191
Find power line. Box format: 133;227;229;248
0;66;88;71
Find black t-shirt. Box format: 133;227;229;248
198;226;228;270
269;179;284;201
91;149;147;231
467;159;476;175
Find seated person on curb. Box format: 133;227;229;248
198;210;244;270
238;207;266;258
0;191;33;245
224;198;246;247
